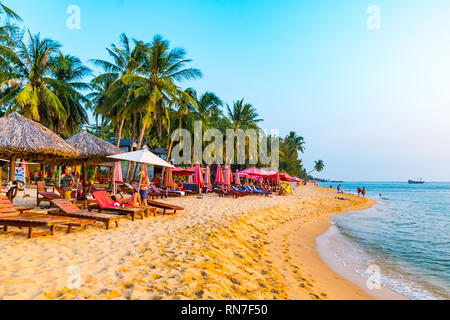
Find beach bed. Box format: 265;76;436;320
0;195;91;238
218;185;241;198
50;199;121;229
89;191;147;221
151;185;181;198
146;199;184;215
36;181;62;206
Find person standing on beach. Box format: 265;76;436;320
362;187;366;198
139;171;150;206
357;186;361;196
61;166;75;201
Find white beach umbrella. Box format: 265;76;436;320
108;149;174;192
108;149;174;168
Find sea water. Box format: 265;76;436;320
318;182;450;300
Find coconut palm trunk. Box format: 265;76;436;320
125;116;137;181
99;116;105;137
130;122;147;180
116;118;125;147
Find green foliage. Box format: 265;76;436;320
0;3;323;180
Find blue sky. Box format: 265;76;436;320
4;0;450;181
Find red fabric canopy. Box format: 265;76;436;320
279;173;297;182
172;166;205;176
215;164;224;184
194;162;204;188
239;168;272;177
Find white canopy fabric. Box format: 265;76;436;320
108;149;174;168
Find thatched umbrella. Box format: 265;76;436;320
0;112;79;181
65;131;123;189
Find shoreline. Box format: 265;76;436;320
265;188;395;299
0;185;406;299
316;224;408;300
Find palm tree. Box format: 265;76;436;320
188;89;223;130
120;34;202;151
308;160;325;175
0;1;22;21
49;53;91;135
285;131;305;154
223;99;262;168
90;33;146;147
86;77;113;137
0;32;67;127
225;99;262;130
278;131;307;177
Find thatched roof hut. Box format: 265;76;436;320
65;131;123;165
64;131;123;189
0;112;79;160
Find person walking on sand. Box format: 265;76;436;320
139;170;150;206
357;186;361;196
362;187;366;198
61;166;75;201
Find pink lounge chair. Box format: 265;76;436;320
90;191;146;221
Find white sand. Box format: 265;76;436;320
0;185;380;300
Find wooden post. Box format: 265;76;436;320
83;163;88;188
9;156;16;182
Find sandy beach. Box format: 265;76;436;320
0;185;401;300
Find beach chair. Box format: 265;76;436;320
110;194;159;217
50;199;121;229
253;186;272;196
90;191;147;221
244;186;270;196
231;186;252;196
146;185;167;199
0;195;92;238
125;183;138;192
151;185;181;198
218;185;239;198
146;199;184;215
119;183;135;195
36;181;62;206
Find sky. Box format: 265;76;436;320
4;0;450;181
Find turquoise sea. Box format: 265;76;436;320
318;182;450;300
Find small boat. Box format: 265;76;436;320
408;179;424;184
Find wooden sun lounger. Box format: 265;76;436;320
218;186;247;198
20;212;95;234
15;206;35;213
218;185;236;198
151;185;181;198
88;203;146;221
0;195;70;238
50;199;121;230
231;186;252;196
37;181;62;206
145;199;184;215
90;191;146;221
